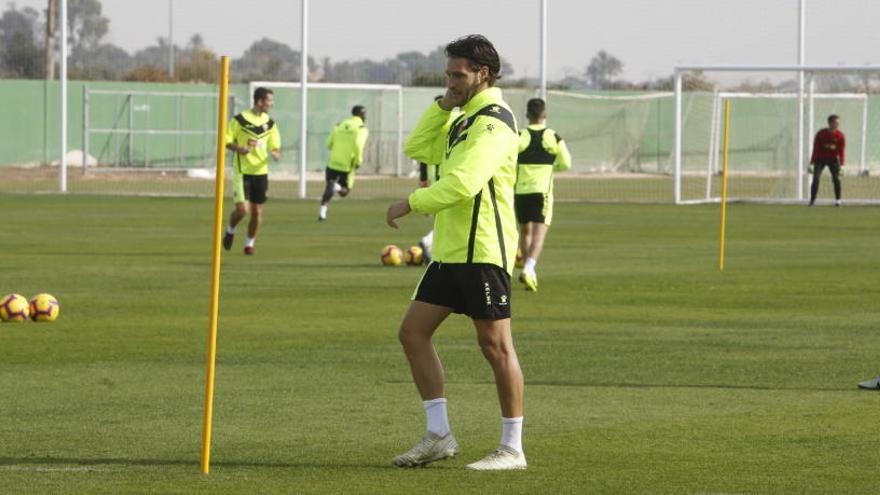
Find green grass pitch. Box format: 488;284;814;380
0;194;878;494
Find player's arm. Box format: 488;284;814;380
354;126;369;168
810;131;820;164
408;117;510;215
269;126;281;161
225;119;250;154
518;129;530;152
839;133;846;166
326;126;336;150
554;136;572;172
403;101;450;165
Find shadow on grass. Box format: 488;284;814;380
385;379;856;392
0;456;404;470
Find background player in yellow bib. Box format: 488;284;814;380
223;87;281;256
319;106;369;221
514;97;571;291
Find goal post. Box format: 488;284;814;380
247;81;404;198
673;65;880;205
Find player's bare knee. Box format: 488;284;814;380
235;203;249;216
398;326;427;350
478;335;509;363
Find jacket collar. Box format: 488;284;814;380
463;87;502;115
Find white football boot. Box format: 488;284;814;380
465;445;527;471
392;432;460;468
857;375;880;390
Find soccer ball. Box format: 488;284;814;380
29;293;60;322
0;293;30;322
404;246;424;266
381;245;403;266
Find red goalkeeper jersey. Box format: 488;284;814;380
810;128;845;165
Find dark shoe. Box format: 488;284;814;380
223;232;234;250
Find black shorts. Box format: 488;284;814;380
413;262;511;321
515;193;548;224
234;174;268;204
814;159;841;176
326;168;350;189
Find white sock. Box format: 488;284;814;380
501;416;523;453
421;230;433;247
423;398;450;437
523;257;537;274
332;182;342;193
245;237;255;248
319;204;328;219
226;225;235;235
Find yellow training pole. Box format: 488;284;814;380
201;55;230;475
718;99;731;272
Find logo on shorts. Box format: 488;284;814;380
499;295;508;306
484;282;491;306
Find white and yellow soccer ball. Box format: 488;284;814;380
381;245;403;266
29;293;60;322
404;246;424;266
0;293;30;322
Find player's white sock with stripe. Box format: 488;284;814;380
245;237;255;248
423;398;450;437
523;258;537;275
226;225;235;235
501;416;523;453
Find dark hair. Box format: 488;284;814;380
445;34;501;85
253;87;273;104
526;98;546;119
351;105;366;117
828;114;839;124
434;94;444;102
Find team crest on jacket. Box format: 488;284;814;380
261;124;269;132
489;105;501;113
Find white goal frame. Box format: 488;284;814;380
698;90;868;203
248;81;404;199
673;65;880;204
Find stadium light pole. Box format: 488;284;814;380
168;0;175;78
299;0;309;199
60;0;68;193
796;0;806;201
539;0;547;100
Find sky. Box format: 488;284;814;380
15;0;880;82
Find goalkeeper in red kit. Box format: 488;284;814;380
809;114;845;207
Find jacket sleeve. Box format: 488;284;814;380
518;129;530;152
355;126;369;166
403;102;451;166
408;116;511;215
225;118;239;145
838;133;846;165
268;125;281;151
554;138;572;172
810;132;819;164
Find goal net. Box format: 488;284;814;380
674;67;880;205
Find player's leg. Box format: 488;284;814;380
242;176;267;255
319;170;336;221
393;267;461;468
338;171;351;197
809;162;825;205
467;317;527;470
524;222;548;270
830;161;842;205
398;301;452;401
514;194;529;268
224;172;248;250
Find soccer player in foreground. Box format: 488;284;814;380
386;35;526;470
223;87;281;255
514;97;571;292
319;105;369;221
809;114;845;207
413;95;462;263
